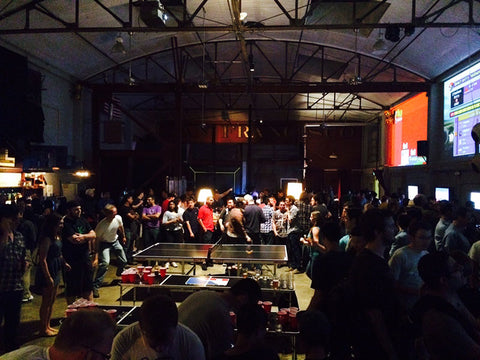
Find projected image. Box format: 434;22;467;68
444;61;480;157
385;93;428;167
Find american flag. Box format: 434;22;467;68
103;96;123;121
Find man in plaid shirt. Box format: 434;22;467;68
0;204;25;352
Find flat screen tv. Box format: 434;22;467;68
435;187;450;201
408;185;419;200
470;192;480;210
443;61;480;157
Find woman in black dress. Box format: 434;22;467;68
36;213;70;336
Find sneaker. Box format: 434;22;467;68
93;288;100;298
22;295;34;303
171;262;178;268
201;262;208;271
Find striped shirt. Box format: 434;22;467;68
260;205;274;233
0;232;25;292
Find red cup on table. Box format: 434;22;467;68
159;266;167;277
262;301;272;313
127;271;136;283
147;273;156;285
142;270;151;282
288;312;298;331
121;271;129;283
277;310;288;325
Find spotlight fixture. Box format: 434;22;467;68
329;152;338;159
385;25;400;42
404;24;415;36
111;34;126;54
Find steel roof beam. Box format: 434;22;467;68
91;81;429;94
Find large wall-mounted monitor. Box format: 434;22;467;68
408;185;419;200
470;192;480;210
385;93;428;167
444;61;480;157
435;187;450;201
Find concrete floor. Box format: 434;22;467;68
3;262;314;358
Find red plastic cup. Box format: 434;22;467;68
289;313;298;331
277;310;288;325
65;308;77;317
136;265;144;272
106;309;117;320
147;273;156;285
121;271;129;283
159;267;167;277
142;270;151;282
127;272;136;283
144;266;153;272
229;311;236;327
263;301;272;313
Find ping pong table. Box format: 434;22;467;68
133;242;288;275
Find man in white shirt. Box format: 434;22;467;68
93;204;127;298
112;295;205;360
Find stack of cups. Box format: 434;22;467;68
278;307;299;331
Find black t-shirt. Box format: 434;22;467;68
183;207;200;234
118;204;133;228
62;216;92;262
348;248;402;358
311;250;353;295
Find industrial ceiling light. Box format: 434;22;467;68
248;53;255;72
111;34;126;54
329;152;338;159
372;29;388;54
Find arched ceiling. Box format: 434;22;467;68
0;0;479;126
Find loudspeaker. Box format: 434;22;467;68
417;141;428;157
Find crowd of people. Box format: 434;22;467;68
1;185;480;359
